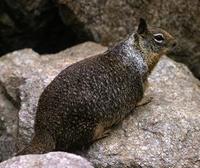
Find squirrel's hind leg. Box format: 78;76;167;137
15;132;55;156
92;123;111;142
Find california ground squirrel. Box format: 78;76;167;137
17;19;176;155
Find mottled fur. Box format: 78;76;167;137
17;19;176;155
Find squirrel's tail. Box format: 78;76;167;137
16;132;55;156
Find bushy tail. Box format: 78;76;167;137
16;132;55;156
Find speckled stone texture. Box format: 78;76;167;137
0;86;17;162
0;42;200;167
57;0;200;79
0;152;93;168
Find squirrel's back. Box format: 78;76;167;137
35;44;146;151
16;18;176;155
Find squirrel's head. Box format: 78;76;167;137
134;18;176;72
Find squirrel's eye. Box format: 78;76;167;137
153;33;164;44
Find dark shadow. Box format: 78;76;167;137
0;2;94;56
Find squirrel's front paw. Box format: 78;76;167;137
136;96;153;107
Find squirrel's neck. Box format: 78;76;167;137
145;53;162;72
110;35;149;81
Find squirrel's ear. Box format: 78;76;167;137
137;18;148;34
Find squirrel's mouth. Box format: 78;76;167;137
171;41;177;49
165;41;177;55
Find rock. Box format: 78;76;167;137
0;84;18;162
57;0;200;79
0;152;93;168
0;42;200;167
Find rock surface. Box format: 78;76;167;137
0;42;200;167
0;152;93;168
57;0;200;79
0;84;18;161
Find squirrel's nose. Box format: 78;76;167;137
171;41;177;48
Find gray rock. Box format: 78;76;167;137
0;42;200;167
0;83;18;162
57;0;200;79
0;152;93;168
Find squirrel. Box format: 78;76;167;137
16;18;176;155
